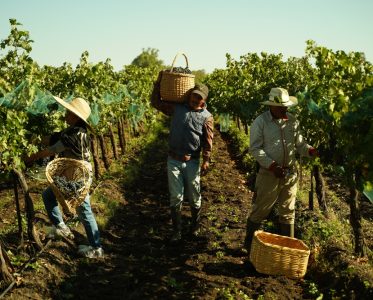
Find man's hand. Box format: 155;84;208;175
269;162;285;178
41;135;51;146
23;155;35;167
23;148;54;167
201;161;209;176
309;147;319;158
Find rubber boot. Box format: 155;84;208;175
280;223;294;238
170;207;182;243
244;219;261;255
190;206;201;237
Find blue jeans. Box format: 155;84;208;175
42;186;101;248
167;157;201;210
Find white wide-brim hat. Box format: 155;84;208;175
53;96;91;124
260;87;298;107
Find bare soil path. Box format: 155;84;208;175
3;128;311;299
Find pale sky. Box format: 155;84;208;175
1;0;372;73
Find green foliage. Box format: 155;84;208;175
131;48;164;68
226;125;257;172
0;91;38;170
165;275;184;290
205;41;372;194
0;19;157;172
215;250;225;259
227;125;249;155
298;40;373;190
340;89;373;185
216;285;251;300
0;19;35;92
7;249;39;270
205;52;313;125
192;69;207;84
300;211;353;252
93;190;120;228
303;280;323;299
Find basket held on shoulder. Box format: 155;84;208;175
160;52;195;103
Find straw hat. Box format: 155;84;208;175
53;96;91;124
261;88;298;107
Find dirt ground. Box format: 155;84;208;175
0;126;372;299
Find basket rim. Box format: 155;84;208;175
46;157;87;166
45;157;91;183
162;70;195;78
254;230;310;253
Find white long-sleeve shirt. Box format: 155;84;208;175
250;110;312;169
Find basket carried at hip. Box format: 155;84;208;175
45;157;92;215
160;52;195;103
250;230;310;279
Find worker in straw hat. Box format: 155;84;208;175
25;97;103;258
243;87;318;255
151;72;214;243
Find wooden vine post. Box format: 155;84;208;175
119;118;127;154
90;135;101;179
349;170;367;257
313;165;327;213
309;172;314;211
98;134;110;170
0;241;14;284
243;122;249;135
235;116;241;131
123;118;130;141
13;172;24;247
13;169;43;250
117;120;125;155
108;124;118;160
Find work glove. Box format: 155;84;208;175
269;162;285;178
309;147;319;157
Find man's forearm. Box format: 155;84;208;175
202;116;214;161
27;148;54;162
150;84;174;116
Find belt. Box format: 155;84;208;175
169;151;197;162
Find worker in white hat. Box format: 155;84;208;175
25;96;103;258
244;88;318;254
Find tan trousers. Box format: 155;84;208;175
249;168;298;224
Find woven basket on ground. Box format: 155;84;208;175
160;53;195;103
45;158;92;215
250;230;310;279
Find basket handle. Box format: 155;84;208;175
170;52;189;72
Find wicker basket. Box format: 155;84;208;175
250;231;310;279
45;158;92;215
160;53;195;103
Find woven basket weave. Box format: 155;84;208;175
250;231;310;279
160;53;195;103
45;158;92;215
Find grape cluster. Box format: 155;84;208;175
53;175;84;198
167;66;192;74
